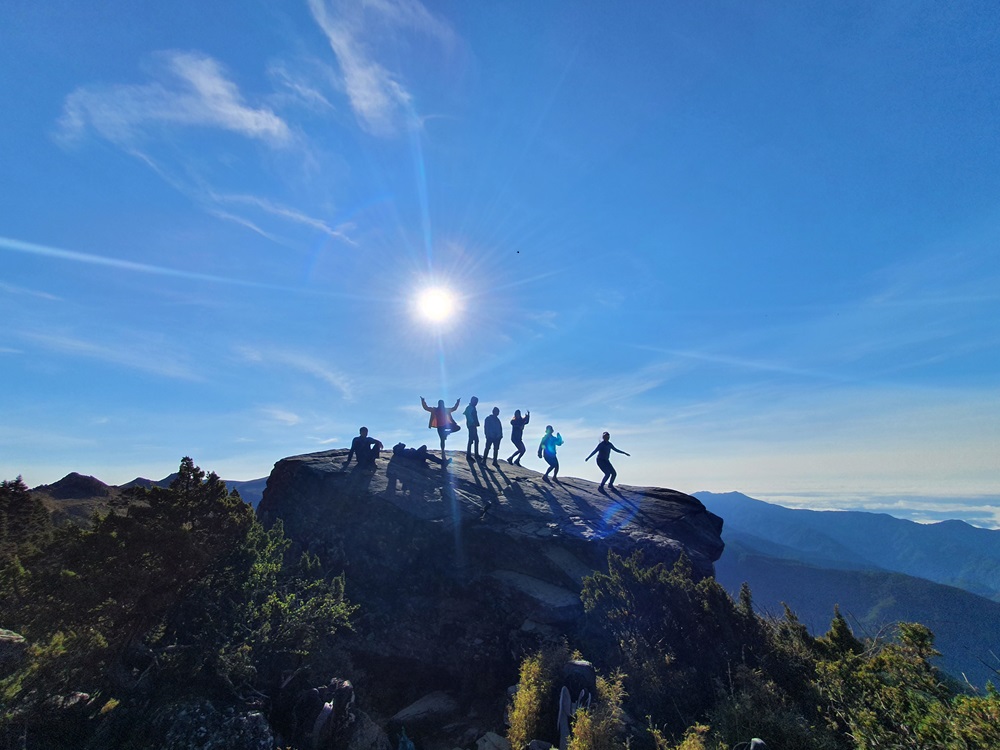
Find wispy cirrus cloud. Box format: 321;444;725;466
22;331;201;381
237;346;353;400
259;407;303;426
211;193;356;245
57;51;291;146
307;0;454;136
267;61;335;112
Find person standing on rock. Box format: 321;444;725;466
345;426;383;469
538;425;563;481
507;409;530;465
463;396;481;461
585;432;630;490
421;397;461;459
483;407;503;466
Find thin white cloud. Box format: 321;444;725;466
307;0;453;136
0;235;295;291
212;193;356;245
237;346;353;400
22;332;201;381
267;62;335;112
207;210;288;244
58;51;291;146
260;407;302;426
0;281;62;301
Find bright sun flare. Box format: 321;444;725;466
415;286;457;323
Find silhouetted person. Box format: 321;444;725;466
538;425;563;481
585;431;630;490
507;409;530;465
463;396;481;461
345;426;383;469
421;396;461;459
392;442;449;466
483;407;503;466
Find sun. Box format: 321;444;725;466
415;286;458;324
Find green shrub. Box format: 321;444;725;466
508;651;550;750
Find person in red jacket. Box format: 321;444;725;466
421;396;461;459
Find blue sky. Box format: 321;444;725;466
2;1;999;525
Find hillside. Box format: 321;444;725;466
696;491;1000;600
696;491;1000;686
715;536;1000;687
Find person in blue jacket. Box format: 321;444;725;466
538;425;564;481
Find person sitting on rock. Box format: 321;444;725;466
345;426;383;469
421;396;461;459
585;431;630;490
483;407;503;466
538;425;564;481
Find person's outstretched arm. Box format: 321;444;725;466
449;398;461;413
611;443;630;456
585;445;599;461
421;397;431;412
345;441;355;465
524;412;530;425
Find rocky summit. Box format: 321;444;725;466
257;448;724;723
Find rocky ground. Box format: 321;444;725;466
257;448;725;742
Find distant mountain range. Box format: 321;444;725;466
31;472;268;526
696;491;1000;687
695;492;1000;600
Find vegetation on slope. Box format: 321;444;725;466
0;458;353;748
3;463;1000;749
570;552;1000;750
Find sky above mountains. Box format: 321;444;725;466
2;2;999;525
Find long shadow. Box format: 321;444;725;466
608;485;641;508
607;485;650;525
383;454;448;501
478;461;507;494
345;463;378;494
463;459;498;518
490;463;513;487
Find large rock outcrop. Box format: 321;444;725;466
257;449;723;717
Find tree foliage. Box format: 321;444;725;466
0;476;52;561
577;551;1000;750
0;458;354;747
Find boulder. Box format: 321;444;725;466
257;449;724;716
390;690;461;730
478;731;512;750
0;629;27;676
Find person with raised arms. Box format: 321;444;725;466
585;431;630;490
420;396;461;460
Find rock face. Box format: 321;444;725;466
257;449;723;716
